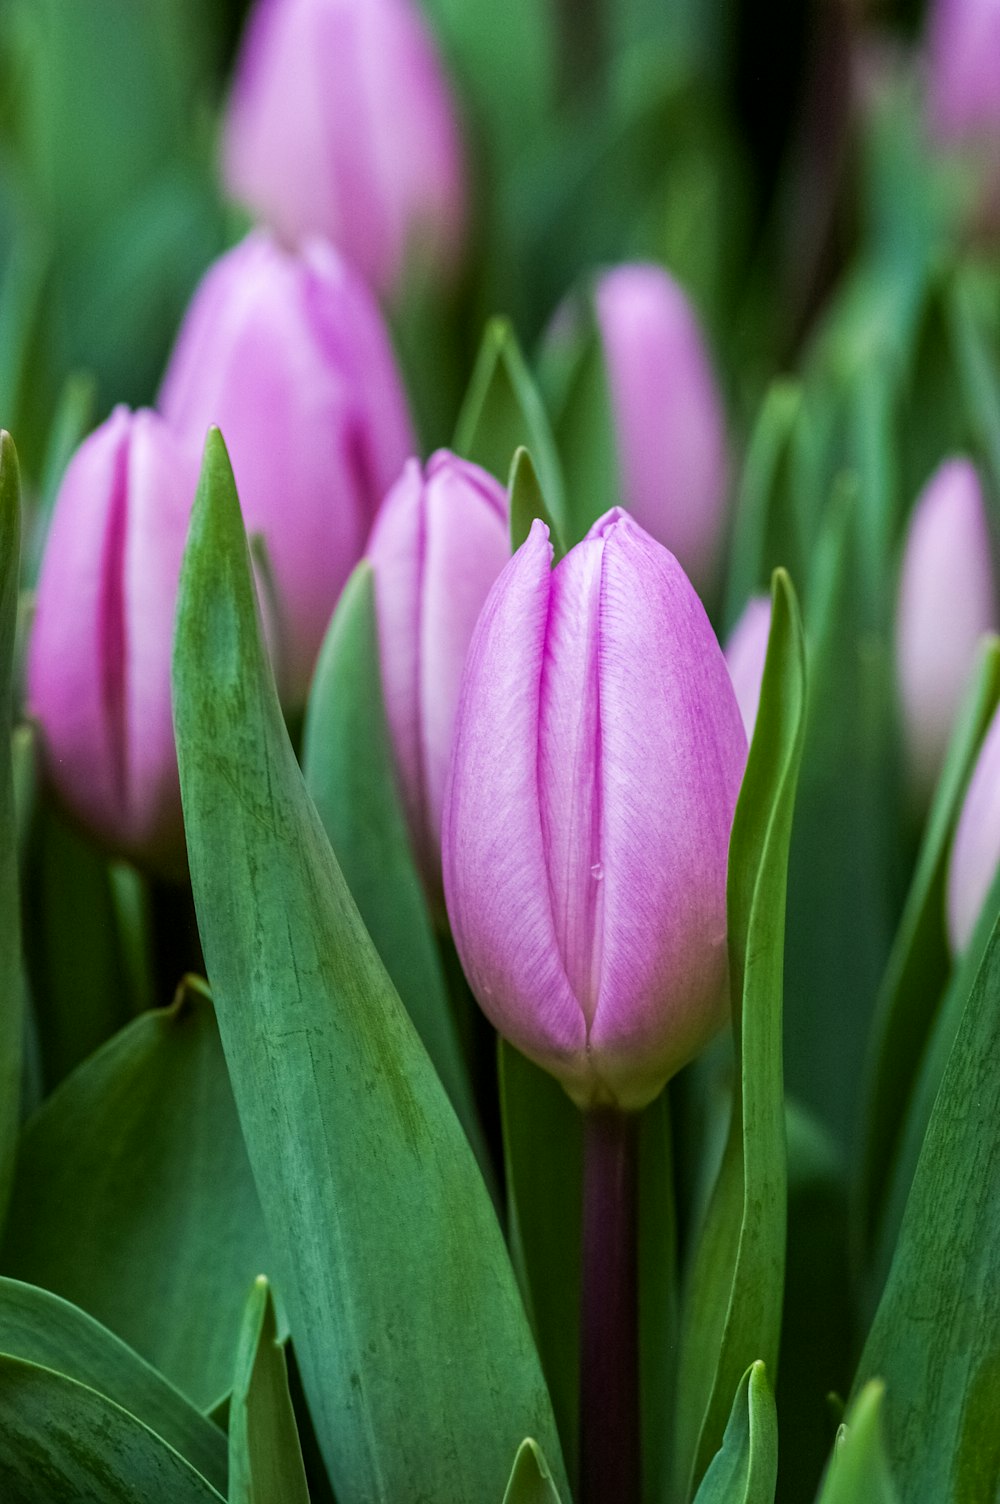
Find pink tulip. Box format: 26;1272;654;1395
927;0;1000;146
725;595;772;742
27;408;199;875
159;229;415;708
895;458;997;799
443;509;746;1111
947;700;1000;953
592;264;729;588
367;450;509;900
222;0;466;297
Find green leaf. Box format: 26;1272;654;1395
723;382;803;632
301;562;489;1183
815;1384;899;1504
674;569;808;1499
454;317;567;543
0;432;21;1230
0;1278;227;1493
858;636;1000;1259
693;1362;778;1504
0;1354;224;1502
853;906;1000;1500
541;316;618;551
228;1277;308;1504
508;446;564;556
0;977;269;1410
501;1439;566;1504
172;429;567;1504
947;266;1000;499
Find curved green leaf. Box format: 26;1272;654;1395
674;569;808;1499
816;1383;898;1504
723;382;802;632
172;430;567;1504
0;977;269;1410
694;1362;778;1504
508;446;563;557
0;432;21;1231
301;562;489;1182
228;1277;308;1504
854;907;1000;1500
502;1438;566;1504
0;1278;226;1493
0;1354;224;1502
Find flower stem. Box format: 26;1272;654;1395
579;1106;641;1504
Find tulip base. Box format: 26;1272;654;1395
579;1105;640;1504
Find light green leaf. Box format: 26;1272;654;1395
0;432;21;1230
0;1278;226;1493
508;446;563;557
0;977;269;1410
502;1438;566;1504
854;906;1000;1499
0;1354;224;1502
542;316;618;551
454;317;567;543
172;430;567;1504
815;1383;898;1504
228;1277;308;1504
947;266;1000;498
693;1362;777;1504
674;569;808;1499
301;562;489;1182
723;382;802;632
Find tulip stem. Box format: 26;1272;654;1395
579;1106;641;1504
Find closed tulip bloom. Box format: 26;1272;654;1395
222;0;466;297
927;0;1000;146
947;700;1000;952
593;264;729;588
443;509;747;1112
896;458;998;798
160;230;415;707
725;595;772;742
368;451;509;898
27;408;198;875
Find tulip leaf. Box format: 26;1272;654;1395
692;1362;778;1504
858;635;1000;1261
815;1384;899;1504
508;445;564;557
228;1277;308;1504
454;317;567;543
0;977;270;1410
0;1278;227;1493
674;568;808;1499
853;903;1000;1500
501;1438;566;1504
0;1354;224;1502
301;562;490;1183
948;267;1000;499
172;429;567;1504
0;432;21;1231
542;318;618;550
723;381;802;633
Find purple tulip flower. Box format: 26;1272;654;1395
367;450;509;902
725;595;772;742
28;408;199;875
948;698;1000;953
159;229;415;708
443;508;746;1111
927;0;1000;147
895;458;997;799
222;0;466;297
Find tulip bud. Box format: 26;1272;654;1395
27;408;199;875
927;0;1000;149
159;229;415;708
443;509;746;1111
222;0;466;297
725;595;772;742
947;693;1000;951
367;450;509;901
895;458;998;799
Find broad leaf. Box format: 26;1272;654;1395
0;432;21;1229
815;1384;898;1504
0;1278;226;1493
693;1363;778;1504
228;1278;308;1504
674;569;808;1498
172;430;567;1504
502;1438;566;1504
1;978;269;1410
508;446;563;556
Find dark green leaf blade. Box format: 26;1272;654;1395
228;1277;308;1504
172;429;567;1504
501;1439;566;1504
0;1278;227;1493
0;1354;224;1503
301;562;489;1182
0;431;21;1229
693;1362;778;1504
815;1383;899;1504
0;978;270;1410
674;569;808;1498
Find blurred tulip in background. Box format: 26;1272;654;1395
725;593;772;742
947;698;1000;952
443;509;746;1112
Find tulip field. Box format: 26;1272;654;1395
1;1;1000;1501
